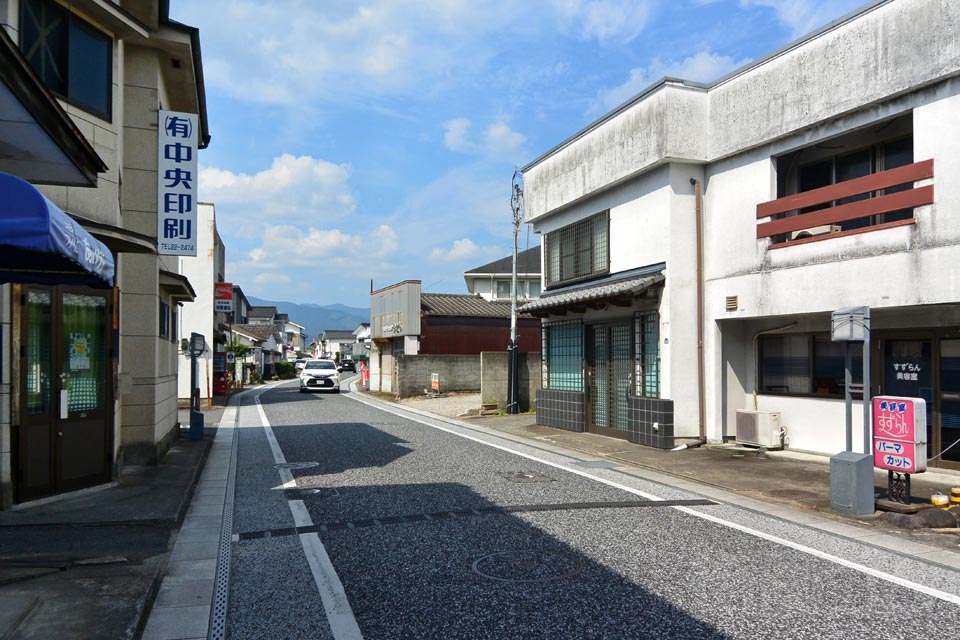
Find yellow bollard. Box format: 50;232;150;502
950;487;960;506
931;493;950;509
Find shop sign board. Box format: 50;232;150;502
431;373;440;391
157;110;199;256
215;282;233;313
872;396;927;473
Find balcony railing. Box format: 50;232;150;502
756;159;934;249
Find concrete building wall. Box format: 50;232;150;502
480;351;541;411
395;354;481;398
177;203;217;401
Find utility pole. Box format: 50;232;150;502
507;168;524;414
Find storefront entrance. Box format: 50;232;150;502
878;334;960;470
16;285;114;502
586;322;632;439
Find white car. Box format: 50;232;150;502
299;359;340;393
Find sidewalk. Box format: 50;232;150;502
0;404;224;640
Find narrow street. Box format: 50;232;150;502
218;382;960;639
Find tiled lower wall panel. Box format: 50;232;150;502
536;389;585;433
627;396;675;449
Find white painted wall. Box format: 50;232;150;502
757;395;866;455
177;203;216;401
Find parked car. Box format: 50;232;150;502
338;359;356;373
294;359;306;371
299;359;340;393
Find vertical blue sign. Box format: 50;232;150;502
157;110;199;256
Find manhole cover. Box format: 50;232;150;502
472;550;582;583
274;462;319;470
284;487;339;500
765;489;820;501
498;471;555;483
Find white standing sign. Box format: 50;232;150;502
157;110;199;256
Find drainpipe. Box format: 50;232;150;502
691;178;706;444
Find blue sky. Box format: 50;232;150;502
174;0;865;307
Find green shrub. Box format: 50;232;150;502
275;361;295;378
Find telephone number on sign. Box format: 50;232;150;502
160;243;196;251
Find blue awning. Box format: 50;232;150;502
0;171;115;287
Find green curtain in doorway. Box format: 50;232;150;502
62;293;106;412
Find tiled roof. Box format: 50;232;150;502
421;293;531;318
248;305;276;318
465;245;541;275
322;330;355;340
232;324;278;342
521;268;665;313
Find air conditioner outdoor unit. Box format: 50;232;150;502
735;410;783;448
789;225;840;241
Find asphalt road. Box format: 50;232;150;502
224;381;960;639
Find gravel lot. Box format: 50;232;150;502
397;391;482;417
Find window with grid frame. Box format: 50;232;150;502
634;311;660;397
20;0;113;120
542;320;583;391
545;211;609;287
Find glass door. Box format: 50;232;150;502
58;291;110;491
17;287;55;501
882;339;933;454
938;340;960;467
15;286;112;502
586;322;632;440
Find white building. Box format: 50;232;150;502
464;246;541;301
523;0;960;472
177;202;223;403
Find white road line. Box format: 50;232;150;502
346;385;960;607
254;390;364;639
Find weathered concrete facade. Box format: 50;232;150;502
525;0;960;468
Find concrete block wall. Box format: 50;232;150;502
480;351;542;411
395;354;481;398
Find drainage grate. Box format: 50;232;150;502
274;462;319;470
207;399;241;640
498;471;556;483
472;550;582;583
234;498;716;541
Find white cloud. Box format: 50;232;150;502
739;0;865;37
551;0;655;43
484;122;527;156
441;118;526;157
443;118;472;151
199;154;356;237
595;51;748;111
429;238;500;262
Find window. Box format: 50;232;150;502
495;280;511;299
635;311;659;397
542;320;583;391
21;0;112;119
528;279;541;299
787;134;914;234
159;300;170;339
760;334;862;396
545;211;609;287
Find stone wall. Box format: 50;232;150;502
395;354;481;398
480;352;542;412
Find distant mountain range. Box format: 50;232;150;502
247;297;369;341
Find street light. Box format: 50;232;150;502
507;168;524;414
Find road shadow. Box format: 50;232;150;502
238;479;730;639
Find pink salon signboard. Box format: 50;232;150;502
872;396;927;474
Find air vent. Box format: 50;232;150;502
725;296;738;311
